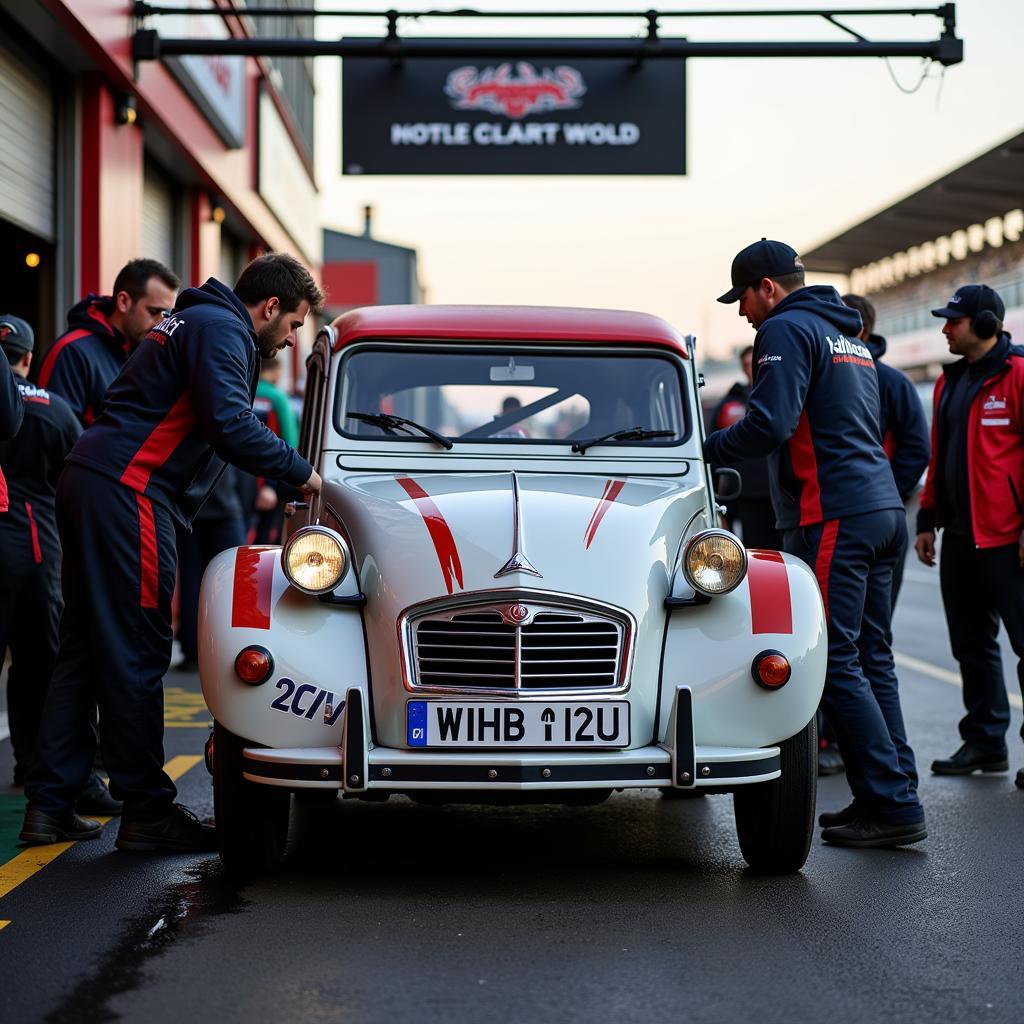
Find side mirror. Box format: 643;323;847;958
713;467;742;501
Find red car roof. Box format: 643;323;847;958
329;305;689;357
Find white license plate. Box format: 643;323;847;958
407;700;630;748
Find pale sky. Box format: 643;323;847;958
314;0;1024;358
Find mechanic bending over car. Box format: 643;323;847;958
915;284;1024;789
704;238;926;849
21;253;324;853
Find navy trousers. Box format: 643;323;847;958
26;464;178;820
785;508;922;825
0;522;61;779
939;532;1024;753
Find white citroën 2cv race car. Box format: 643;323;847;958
199;305;827;874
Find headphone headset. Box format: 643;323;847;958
972;284;1000;340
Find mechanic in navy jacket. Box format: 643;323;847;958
37;259;179;427
0;316;81;786
22;254;324;852
915;285;1024;788
842;294;930;605
704;239;925;849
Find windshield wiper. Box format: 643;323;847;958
347;411;454;450
571;426;675;455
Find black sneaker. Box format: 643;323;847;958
822;815;927;849
931;743;1008;775
75;772;124;816
818;802;860;828
115;804;217;853
1015;768;1024;790
20;807;103;844
817;743;846;776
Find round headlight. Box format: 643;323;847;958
282;527;350;595
683;529;747;597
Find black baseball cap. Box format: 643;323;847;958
0;315;34;358
931;284;1005;321
717;239;805;304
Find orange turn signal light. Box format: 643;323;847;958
234;645;274;685
751;650;791;690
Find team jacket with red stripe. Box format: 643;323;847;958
66;279;313;527
703;286;901;529
0;380;81;556
36;296;130;427
0;347;25;513
917;334;1024;548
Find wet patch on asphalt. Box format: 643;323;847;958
44;860;249;1024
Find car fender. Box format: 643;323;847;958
198;545;369;747
661;550;826;747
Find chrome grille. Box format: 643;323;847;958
410;603;626;693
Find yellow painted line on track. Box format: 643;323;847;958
0;841;76;901
0;755;204;909
895;650;1024;710
164;755;203;780
0;920;10;929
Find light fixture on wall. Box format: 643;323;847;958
210;199;226;225
24;252;41;269
114;93;138;126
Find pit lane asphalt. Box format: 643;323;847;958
1;551;1021;1024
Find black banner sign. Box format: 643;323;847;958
342;44;686;175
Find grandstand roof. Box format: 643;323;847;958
802;129;1024;274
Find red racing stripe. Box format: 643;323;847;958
788;411;823;525
584;479;625;549
232;547;276;629
135;494;159;609
396;476;464;594
25;503;42;565
746;549;793;635
120;392;196;492
37;329;91;387
813;521;840;623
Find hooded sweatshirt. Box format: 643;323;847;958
67;278;313;526
704;285;901;529
37;295;130;427
863;334;930;501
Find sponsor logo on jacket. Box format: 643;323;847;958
826;335;874;367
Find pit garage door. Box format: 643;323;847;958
141;162;177;270
0;40;55;241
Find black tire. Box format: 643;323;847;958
733;717;817;874
213;721;293;873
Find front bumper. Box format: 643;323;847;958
237;686;783;792
241;743;781;790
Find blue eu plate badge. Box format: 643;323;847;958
408;700;428;746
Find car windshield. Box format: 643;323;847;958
335;346;689;446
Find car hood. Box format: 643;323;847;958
325;469;705;616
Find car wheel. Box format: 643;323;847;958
732;716;817;874
213;720;293;873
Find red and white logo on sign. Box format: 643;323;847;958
445;62;586;119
